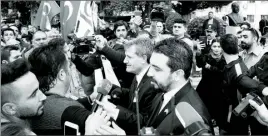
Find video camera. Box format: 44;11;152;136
67;33;96;55
150;5;165;22
233;92;264;119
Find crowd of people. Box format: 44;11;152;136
1;2;268;135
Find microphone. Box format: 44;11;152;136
91;79;113;112
156;102;211;135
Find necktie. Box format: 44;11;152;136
158;93;165;114
133;77;138;91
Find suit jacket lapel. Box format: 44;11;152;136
146;93;163;127
148;81;192;127
128;70;150;110
152;100;173;127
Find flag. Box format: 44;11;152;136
33;1;60;30
60;1;81;40
75;1;98;38
101;55;121;87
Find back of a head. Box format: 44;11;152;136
154;38;193;79
1;122;34;136
28;45;67;93
125;37;154;63
47;37;65;49
220;34;239;55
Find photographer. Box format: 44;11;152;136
71;20;134;88
219;34;267;135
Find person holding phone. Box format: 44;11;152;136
199;25;218;55
195;39;226;130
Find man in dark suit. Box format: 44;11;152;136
202;11;221;36
145;38;213;135
200;25;218;55
96;38;158;135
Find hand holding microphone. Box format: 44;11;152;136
91;79;113;112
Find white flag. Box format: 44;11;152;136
75;1;98;38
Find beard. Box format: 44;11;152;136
240;42;252;50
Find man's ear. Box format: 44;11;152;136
58;69;66;81
2;103;17;116
142;55;148;64
172;69;185;81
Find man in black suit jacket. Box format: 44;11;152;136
202;11;221;36
199;25;218;55
96;38;158;135
146;38;213;135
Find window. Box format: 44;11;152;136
247;15;254;22
261;15;268;20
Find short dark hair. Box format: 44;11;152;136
1;45;20;63
28;45;67;93
153;38;193;79
1;122;31;136
114;20;128;32
220;34;239;55
1;58;31;85
242;28;260;41
240;22;251;28
173;18;187;27
1;28;15;36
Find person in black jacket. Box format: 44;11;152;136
145;38;213;135
72;20;134;88
202;11;221;36
28;44;118;135
195;39;226;129
95;38;158;135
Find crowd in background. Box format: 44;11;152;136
1;2;268;136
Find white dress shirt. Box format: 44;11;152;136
159;81;188;114
113;65;150;120
136;65;150;87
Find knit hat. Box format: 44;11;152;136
129;16;143;26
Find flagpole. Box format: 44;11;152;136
97;2;101;34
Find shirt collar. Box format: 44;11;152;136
136;65;150;86
244;44;262;56
225;57;242;69
163;81;189;102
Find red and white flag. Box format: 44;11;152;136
60;1;81;40
33;1;60;31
